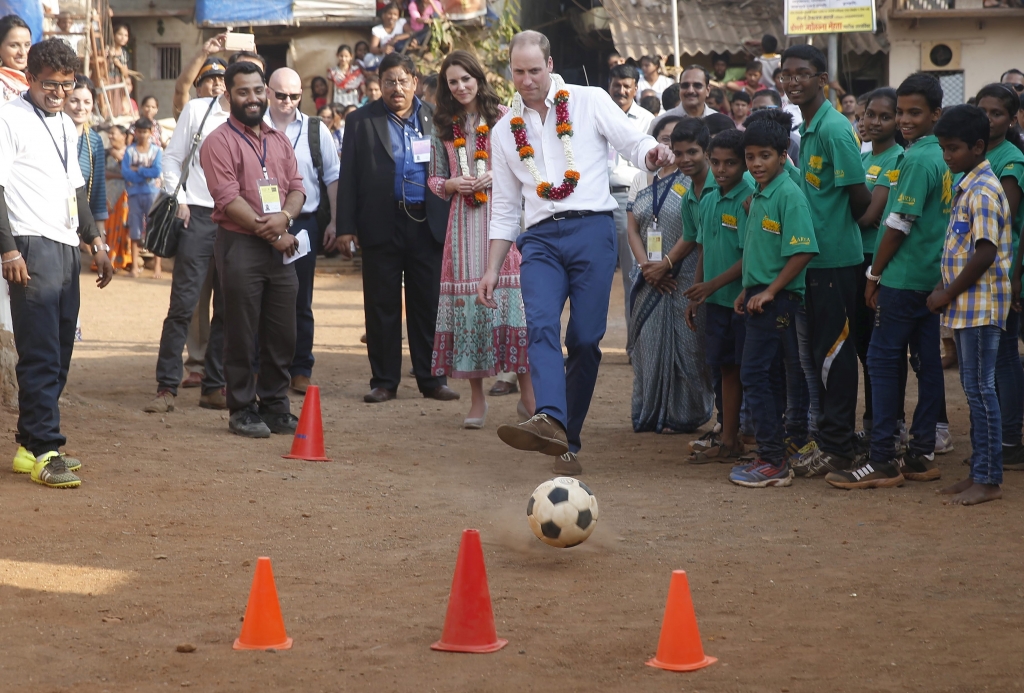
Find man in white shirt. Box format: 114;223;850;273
0;39;112;488
479;31;672;475
145;82;231;414
607;63;653;358
264;68;340;394
648;65;718;136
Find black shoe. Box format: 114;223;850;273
793;447;852;477
825;459;904;489
229;409;271;438
1003;443;1024;471
900;451;941;481
261;411;299;435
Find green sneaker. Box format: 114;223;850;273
14;446;80;474
31;452;82;489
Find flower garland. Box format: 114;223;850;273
510;73;580;201
452;116;490;207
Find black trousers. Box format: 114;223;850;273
361;212;445;393
9;236;79;457
214;228;298;414
805;265;860;459
289;214;321;378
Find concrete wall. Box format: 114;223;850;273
887;15;1024;100
279;28;371;115
113;16;204;121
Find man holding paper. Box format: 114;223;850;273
264;67;340;395
200;61;307;438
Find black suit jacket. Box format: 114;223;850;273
337;98;449;247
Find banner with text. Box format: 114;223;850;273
785;0;876;34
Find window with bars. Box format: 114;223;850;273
155;45;181;81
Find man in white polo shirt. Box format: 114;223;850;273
264;67;340;394
0;38;113;488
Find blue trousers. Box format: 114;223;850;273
956;325;1003;485
289;214;321;378
517;213;617;453
866;287;942;463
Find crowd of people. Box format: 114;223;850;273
1;5;1023;507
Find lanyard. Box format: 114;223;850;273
228;121;269;178
291;119;302;150
26;95;68;174
651;171;679;222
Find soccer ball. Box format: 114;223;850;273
526;477;599;548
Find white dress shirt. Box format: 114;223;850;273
263;111;340;214
162;96;230;208
0;96;85;247
490;80;658;242
609;100;655;189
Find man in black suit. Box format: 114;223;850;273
337;52;458;403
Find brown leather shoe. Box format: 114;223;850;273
181;371;203;389
291;374;311;394
364;388;397;403
143;391;175;413
552;452;583;475
423;385;460;401
497;413;569;456
199;388;227;410
488;380;519;396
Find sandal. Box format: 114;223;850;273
687;445;745;465
689;430;721;453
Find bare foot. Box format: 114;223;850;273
945;483;1002;506
153;271;162;280
937;477;973;495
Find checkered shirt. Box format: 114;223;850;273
941;161;1013;330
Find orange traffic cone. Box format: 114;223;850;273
234;557;293;651
431;529;508;653
646;570;716;671
282;385;331;462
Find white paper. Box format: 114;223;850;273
283;229;311;265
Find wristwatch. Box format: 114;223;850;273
865;265;881;282
282;210;294;229
91;242;109;255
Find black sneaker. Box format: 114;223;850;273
793;447;852;477
900;452;941;481
261;411;299;435
229;409;271;438
1003;444;1024;471
825;459;904;489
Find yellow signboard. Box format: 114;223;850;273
785;0;876;34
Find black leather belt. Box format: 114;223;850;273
297;212;315;220
397;201;425;211
611;185;629;193
531;210;614;229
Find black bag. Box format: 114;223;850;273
308;116;332;235
145;98;218;258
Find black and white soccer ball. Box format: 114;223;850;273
526;477;599;548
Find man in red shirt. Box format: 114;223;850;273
200;61;307;438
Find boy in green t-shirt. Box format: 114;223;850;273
729;112;819;488
678;119;717;245
827;73;948;490
684;130;753;463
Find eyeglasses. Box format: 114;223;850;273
382;77;413;90
274;91;302;101
40;79;76;92
678;82;706;91
1007;83;1024;93
778;72;823;84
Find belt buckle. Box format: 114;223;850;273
552;212;567;221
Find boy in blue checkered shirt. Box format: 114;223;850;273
927;105;1014;506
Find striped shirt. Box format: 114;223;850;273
940;161;1013;330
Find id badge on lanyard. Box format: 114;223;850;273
411;135;431;164
258;177;282;214
647;218;663;262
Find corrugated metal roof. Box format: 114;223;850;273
603;0;887;58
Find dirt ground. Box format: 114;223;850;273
1;265;1023;693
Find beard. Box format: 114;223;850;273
231;99;268;127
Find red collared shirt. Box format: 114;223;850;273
200;113;306;234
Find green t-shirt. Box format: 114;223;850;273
860;144;903;251
681;168;716;242
875;135;953;292
697;177;755;307
798;101;867;269
740;171;819;296
742;159;803;190
986;139;1024;245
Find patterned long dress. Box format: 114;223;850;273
629;172;714;433
428;107;530;378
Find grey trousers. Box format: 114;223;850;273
612;190;635;355
154;205;225;396
183;267;213;375
214;227;298;414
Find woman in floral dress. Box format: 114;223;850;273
429;50;534;429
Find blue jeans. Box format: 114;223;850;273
995;309;1024;445
740;287;800;464
518;213;617;453
866;287;942;463
955;325;1003;485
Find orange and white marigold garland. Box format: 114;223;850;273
451;117;489;207
510;73;580;201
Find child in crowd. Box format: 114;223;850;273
976;84;1024;469
354;40;379;72
311;76;329;111
929;105;1014;506
729;111;818;488
137;95;164;145
370;2;410;57
707;87;728;115
328;44;365;107
826;74;948;489
121;117;162;279
685;129;754;463
730;91;750;129
756;34;781;92
361;73;382;104
728;61;763;97
640;94;661;117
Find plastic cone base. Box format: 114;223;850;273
233;557;293;651
646;654;717;672
234;636;293;651
283;385;331;462
647;570;716;672
430;529;507;654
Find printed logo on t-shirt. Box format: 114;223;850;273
887;169;900;186
809;155;823;171
805;171;821;190
897;192;916;206
866;165;881;182
835;168;845;179
788;235;812;247
761;217;781;234
673;183;688;196
941;169;953;207
721;214;738;229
